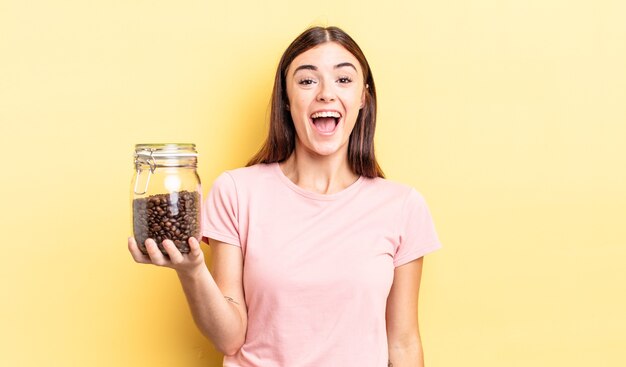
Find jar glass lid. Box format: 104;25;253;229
134;143;198;158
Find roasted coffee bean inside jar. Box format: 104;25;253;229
133;190;201;255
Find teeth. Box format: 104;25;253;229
311;111;341;119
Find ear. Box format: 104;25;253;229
360;84;368;109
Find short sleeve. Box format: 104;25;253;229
393;189;442;267
201;172;241;246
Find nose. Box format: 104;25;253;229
316;81;336;102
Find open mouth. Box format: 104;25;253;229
310;111;342;134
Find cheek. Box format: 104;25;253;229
345;93;363;115
289;99;304;117
290;96;311;119
285;84;301;110
289;104;310;131
344;89;364;106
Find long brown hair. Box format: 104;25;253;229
247;26;384;178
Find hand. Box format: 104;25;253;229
128;236;206;275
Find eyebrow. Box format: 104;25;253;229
292;62;358;76
335;62;357;71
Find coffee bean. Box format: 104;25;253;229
133;190;201;255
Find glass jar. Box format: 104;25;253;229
131;143;201;255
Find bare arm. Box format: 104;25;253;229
386;257;425;367
128;237;247;355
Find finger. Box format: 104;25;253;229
128;237;151;264
188;236;203;257
145;238;169;266
162;240;184;265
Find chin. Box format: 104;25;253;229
309;142;345;157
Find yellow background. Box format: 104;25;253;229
1;0;624;366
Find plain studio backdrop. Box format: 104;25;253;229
1;0;624;366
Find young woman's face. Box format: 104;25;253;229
285;42;366;158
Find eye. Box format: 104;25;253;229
298;78;316;86
337;76;353;84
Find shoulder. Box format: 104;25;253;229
225;163;275;180
210;163;277;195
226;163;273;177
361;176;425;204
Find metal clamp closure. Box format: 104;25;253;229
133;149;157;195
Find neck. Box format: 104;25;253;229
279;144;359;195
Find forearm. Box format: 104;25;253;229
177;266;246;355
386;259;427;367
388;339;424;367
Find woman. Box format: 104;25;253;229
129;26;441;366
